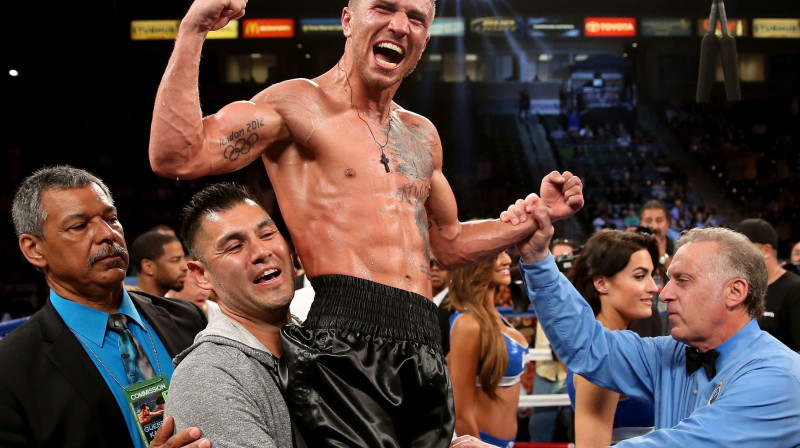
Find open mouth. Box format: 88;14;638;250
374;42;404;69
254;268;281;285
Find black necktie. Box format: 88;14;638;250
107;314;156;384
685;346;719;379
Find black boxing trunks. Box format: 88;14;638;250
279;275;455;448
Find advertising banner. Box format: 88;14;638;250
527;18;580;37
299;18;342;35
430;18;465;36
584;18;636;37
130;20;179;40
752;18;800;38
243;18;295;38
208;20;238;39
640;18;692;37
697;18;748;36
470;17;523;35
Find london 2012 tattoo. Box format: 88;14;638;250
220;118;264;161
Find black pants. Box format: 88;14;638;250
279;275;454;448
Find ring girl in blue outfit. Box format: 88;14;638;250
446;251;530;448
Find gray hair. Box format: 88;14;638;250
676;227;767;318
12;165;113;239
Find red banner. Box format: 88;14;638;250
243;19;295;38
584;17;637;37
698;18;748;37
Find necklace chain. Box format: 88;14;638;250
337;62;392;173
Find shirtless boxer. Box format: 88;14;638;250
148;0;584;446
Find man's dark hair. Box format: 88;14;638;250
130;231;180;274
639;199;669;217
148;224;176;235
568;229;659;316
180;183;260;261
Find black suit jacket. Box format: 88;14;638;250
0;290;207;448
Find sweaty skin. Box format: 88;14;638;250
149;0;583;299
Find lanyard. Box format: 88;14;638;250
69;323;163;388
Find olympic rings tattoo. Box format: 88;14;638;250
224;133;259;161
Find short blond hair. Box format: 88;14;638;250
348;0;436;18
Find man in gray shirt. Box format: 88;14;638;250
165;183;297;448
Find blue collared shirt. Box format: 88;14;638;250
520;254;800;447
51;289;175;448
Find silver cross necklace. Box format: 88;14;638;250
337;61;392;173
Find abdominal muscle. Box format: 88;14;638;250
267;151;435;299
475;383;521;440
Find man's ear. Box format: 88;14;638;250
593;276;608;294
187;260;213;291
763;244;776;258
342;7;353;37
19;234;47;270
141;259;156;276
724;278;748;310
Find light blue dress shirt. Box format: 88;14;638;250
520;253;800;447
51;289;175;448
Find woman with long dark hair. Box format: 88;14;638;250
566;229;659;447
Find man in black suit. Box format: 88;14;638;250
0;165;210;448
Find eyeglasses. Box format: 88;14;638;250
430;259;441;268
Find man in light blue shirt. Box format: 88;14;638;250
49;289;179;445
505;195;800;447
1;165;209;448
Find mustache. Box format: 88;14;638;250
87;243;129;269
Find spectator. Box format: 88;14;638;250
632;200;675;336
550;125;568;142
130;232;188;297
519;90;531;123
148;224;177;237
165;257;221;322
791;241;800;264
432;257;455;356
1;165;208;448
737;218;800;352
